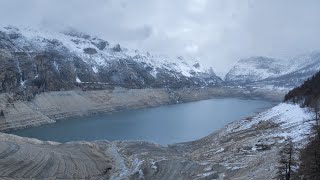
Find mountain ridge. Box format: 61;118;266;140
225;53;320;88
1;25;320;99
0;25;222;99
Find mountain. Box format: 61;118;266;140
225;53;320;88
225;56;287;83
0;26;222;99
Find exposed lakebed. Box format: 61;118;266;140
11;98;274;144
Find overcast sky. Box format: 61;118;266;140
1;0;320;75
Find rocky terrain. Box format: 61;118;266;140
0;101;313;179
0;25;319;179
0;87;285;132
0;88;171;132
225;53;320;88
0;25;222;102
2;25;318;102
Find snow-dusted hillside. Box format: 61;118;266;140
230;103;312;142
225;56;287;83
0;25;222;95
225;53;320;88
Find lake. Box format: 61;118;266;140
11;98;274;145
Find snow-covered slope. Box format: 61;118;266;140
225;56;287;83
230;103;312;142
0;25;222;95
225;53;320;88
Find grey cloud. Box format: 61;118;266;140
1;0;320;75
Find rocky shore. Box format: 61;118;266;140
0;87;285;132
0;86;293;179
0;102;311;179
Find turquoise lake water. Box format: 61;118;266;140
11;98;274;145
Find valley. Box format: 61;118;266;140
0;25;319;179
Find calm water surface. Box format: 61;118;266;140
11;98;274;144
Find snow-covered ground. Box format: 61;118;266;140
106;102;315;179
229;103;313;143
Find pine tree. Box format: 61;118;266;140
277;138;296;180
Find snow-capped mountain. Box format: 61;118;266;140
225;56;287;83
0;26;222;96
225;53;320;88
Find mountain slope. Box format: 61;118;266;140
225;56;287;83
0;26;222;98
225;53;320;88
284;71;320;105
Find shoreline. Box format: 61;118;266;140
0;87;311;179
9;97;276;145
0;86;285;133
0;101;310;179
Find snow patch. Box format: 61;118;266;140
76;77;81;83
92;66;98;73
197;171;216;178
53;61;59;71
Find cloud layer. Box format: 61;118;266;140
1;0;320;75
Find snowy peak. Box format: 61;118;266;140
225;56;287;83
225;54;320;88
288;51;320;74
1;25;214;78
0;25;222;94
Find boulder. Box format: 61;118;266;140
112;44;122;52
83;48;98;54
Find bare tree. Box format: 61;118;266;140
277;138;296;180
311;101;320;126
310;100;320;139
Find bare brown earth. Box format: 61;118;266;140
0;87;288;179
